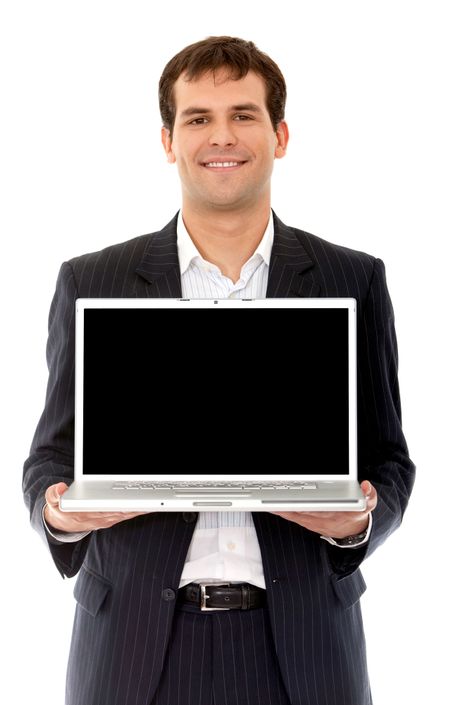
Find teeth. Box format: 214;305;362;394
204;162;241;168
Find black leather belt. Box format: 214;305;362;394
177;582;266;611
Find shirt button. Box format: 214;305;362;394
227;541;236;551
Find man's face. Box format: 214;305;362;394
161;69;288;211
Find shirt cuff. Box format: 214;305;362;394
320;512;373;548
42;502;92;543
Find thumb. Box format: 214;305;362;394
360;480;372;497
46;482;69;506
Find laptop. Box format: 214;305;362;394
59;298;366;512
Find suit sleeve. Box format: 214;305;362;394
325;257;416;575
22;262;92;578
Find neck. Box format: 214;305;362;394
181;198;271;283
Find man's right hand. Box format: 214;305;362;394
44;482;150;533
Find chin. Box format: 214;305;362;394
202;190;253;209
204;198;248;211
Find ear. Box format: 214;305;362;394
161;127;176;164
274;121;289;159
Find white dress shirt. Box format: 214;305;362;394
177;210;273;589
43;208;372;588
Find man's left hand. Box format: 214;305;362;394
269;480;377;539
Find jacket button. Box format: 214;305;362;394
182;512;196;523
162;588;176;601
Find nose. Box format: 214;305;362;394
208;119;238;147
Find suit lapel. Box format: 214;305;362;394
134;212;182;297
267;210;321;298
135;209;321;299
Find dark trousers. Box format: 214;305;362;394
150;598;292;705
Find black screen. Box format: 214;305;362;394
82;307;349;475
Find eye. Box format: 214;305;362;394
189;118;208;125
188;115;254;125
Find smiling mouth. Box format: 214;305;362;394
202;161;247;170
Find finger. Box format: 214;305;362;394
83;511;148;519
119;511;151;519
96;513;149;529
103;511;150;522
45;482;68;507
74;513;118;520
271;511;304;522
366;493;377;512
361;480;373;497
111;511;150;519
361;481;377;510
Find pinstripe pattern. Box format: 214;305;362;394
150;601;291;705
23;209;415;705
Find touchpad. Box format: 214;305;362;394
175;493;252;498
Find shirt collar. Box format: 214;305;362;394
177;210;274;276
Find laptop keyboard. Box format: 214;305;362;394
111;481;317;490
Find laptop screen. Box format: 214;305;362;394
80;305;351;477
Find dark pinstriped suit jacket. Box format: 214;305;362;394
23;210;415;705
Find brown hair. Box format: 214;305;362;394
159;36;287;137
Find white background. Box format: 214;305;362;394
1;1;449;703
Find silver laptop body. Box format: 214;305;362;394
60;298;366;512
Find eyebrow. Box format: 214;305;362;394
179;103;263;119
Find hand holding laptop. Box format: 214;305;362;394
44;483;149;533
270;481;377;538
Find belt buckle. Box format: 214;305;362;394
199;582;231;611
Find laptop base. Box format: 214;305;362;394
60;480;367;512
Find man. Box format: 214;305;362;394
23;36;415;705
